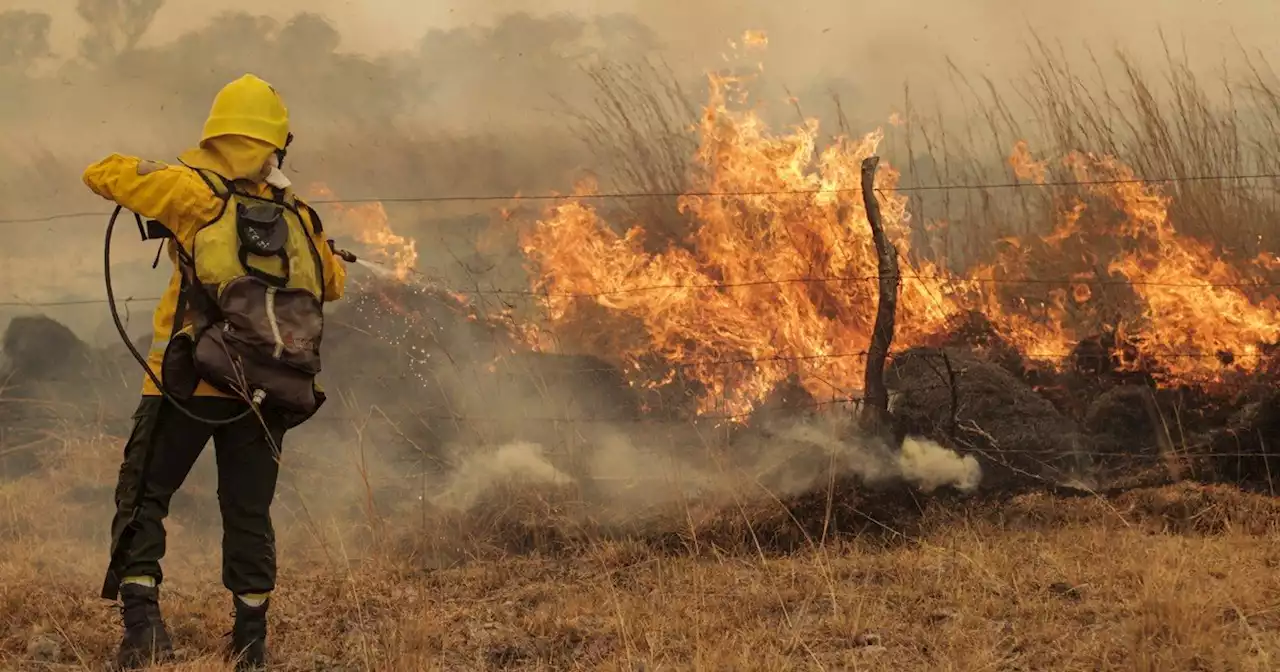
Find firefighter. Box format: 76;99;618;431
83;73;348;670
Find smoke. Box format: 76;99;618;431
0;0;1271;568
421;409;982;524
0;4;665;318
751;416;982;496
898;437;983;493
5;1;1275;317
431;442;572;511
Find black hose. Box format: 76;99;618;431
105;205;255;426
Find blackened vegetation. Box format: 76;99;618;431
318;282;644;471
1198;390;1280;487
925;311;1061;393
887;346;1093;491
0;316;140;478
892;303;1280;492
1084;386;1162;460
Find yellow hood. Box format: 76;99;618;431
179;135;278;183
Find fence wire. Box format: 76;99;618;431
5;169;1280;226
2;172;1276;436
6;272;1280;309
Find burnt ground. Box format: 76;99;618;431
909;311;1280;493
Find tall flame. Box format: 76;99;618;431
1071;153;1280;380
518;70;1280;415
520;73;970;416
304;183;542;358
294;49;1278;420
742;30;769;50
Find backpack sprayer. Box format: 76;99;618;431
103;205;359;427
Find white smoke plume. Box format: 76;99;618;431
424;412;982;518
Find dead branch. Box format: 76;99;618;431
943;351;959;442
915;350;961;444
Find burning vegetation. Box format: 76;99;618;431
518;84;1280;417
260;41;1280;495
3;36;1279;500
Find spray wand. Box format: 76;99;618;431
327;239;359;264
326;240;400;279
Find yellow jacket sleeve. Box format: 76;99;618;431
83;154;224;241
297;199;348;302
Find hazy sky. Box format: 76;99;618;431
6;0;1280;339
13;0;1280;86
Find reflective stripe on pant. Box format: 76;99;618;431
108;396;286;596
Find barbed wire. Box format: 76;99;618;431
6;270;1280;309
330;347;1277;374
5;355;1277;464
6;169;1278;308
0;296;160;308
458;275;1280;298
4;387;883;425
10;348;1278;396
5;338;1277;385
7;398;1280;462
5;170;1280;227
4;175;1278;413
7;406;1276;460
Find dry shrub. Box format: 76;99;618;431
563;58;699;251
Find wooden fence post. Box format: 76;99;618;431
860;156;900;431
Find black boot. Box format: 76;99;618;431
229;596;269;671
115;583;175;669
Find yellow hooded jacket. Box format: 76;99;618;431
83;137;347;398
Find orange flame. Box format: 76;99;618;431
307;183;418;281
520;72;971;416
304;183;542;354
1070;153;1280;380
742;30;769;49
517;69;1280;416
308;55;1278;419
1009;139;1049;184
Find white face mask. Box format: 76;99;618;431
264;163;292;189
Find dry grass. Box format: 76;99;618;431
1;430;1279;672
894;35;1280;274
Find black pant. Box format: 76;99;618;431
107;396;286;596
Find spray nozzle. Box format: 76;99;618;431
327;239;357;263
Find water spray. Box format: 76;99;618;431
355;258;397;278
329;242;448;289
325;241;405;279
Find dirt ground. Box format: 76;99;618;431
1;434;1279;672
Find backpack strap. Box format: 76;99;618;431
297;199;324;237
189;165;231;199
168;162;235;335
